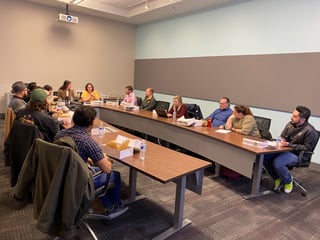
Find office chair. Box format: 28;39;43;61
274;130;320;196
4;119;43;186
3;107;15;166
185;103;203;120
155;100;170;111
136;96;142;106
13;137;116;239
254;115;272;140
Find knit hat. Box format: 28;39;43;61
11;81;26;94
30;89;48;103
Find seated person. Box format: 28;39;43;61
141;88;157;111
24;82;38;102
8;81;28;113
167;95;189;118
81;83;101;102
205;97;233;128
121;85;136;106
57;80;75;101
43;84;58;105
225;104;260;137
54;106;128;218
16;88;61;142
264;106;318;193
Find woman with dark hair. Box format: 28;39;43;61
81;82;100;102
225;104;260;137
57;80;75;100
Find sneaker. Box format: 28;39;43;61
105;205;128;220
274;178;281;191
284;179;293;193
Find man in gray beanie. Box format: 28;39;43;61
8;81;28;113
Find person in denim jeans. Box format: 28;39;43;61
263;106;318;193
54;105;128;218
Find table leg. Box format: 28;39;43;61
243;154;272;199
153;175;191;240
125;168;145;204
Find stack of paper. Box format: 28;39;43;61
177;117;196;126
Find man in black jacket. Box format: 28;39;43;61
264;106;318;193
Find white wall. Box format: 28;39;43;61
0;0;136;113
135;0;320;164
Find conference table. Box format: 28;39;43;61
89;118;211;240
94;104;291;199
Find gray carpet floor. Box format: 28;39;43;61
1;119;320;240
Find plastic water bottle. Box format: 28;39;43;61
98;121;105;138
173;111;177;122
276;137;281;149
139;140;147;160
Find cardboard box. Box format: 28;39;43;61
105;135;134;159
105;146;133;159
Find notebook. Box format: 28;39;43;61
155;109;169;118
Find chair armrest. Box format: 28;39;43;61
297;150;314;167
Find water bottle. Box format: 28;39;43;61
173;111;177;122
276;137;281;149
98;121;105;138
139;140;147;160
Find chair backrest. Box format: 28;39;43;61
297;130;320;167
254;115;272;140
155;101;170;111
136;96;142;106
3;107;16;143
185;103;203;120
4;119;43;186
14;137;94;235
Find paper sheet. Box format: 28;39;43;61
215;129;232;134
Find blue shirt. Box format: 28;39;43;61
54;125;104;163
206;107;233;127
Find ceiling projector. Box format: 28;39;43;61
58;13;79;24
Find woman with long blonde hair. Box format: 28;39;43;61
167;95;188;118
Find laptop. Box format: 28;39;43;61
155;109;169;118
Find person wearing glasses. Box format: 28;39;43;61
205;97;233;128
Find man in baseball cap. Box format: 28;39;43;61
16;88;60;142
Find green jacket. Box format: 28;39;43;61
14;137;95;236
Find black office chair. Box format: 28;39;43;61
287;130;320;196
155;100;170;111
254;115;272;140
185;103;203;120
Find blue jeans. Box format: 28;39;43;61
263;152;298;184
91;167;122;209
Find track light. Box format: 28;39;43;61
71;0;84;4
144;0;149;10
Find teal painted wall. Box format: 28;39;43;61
135;0;320;163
